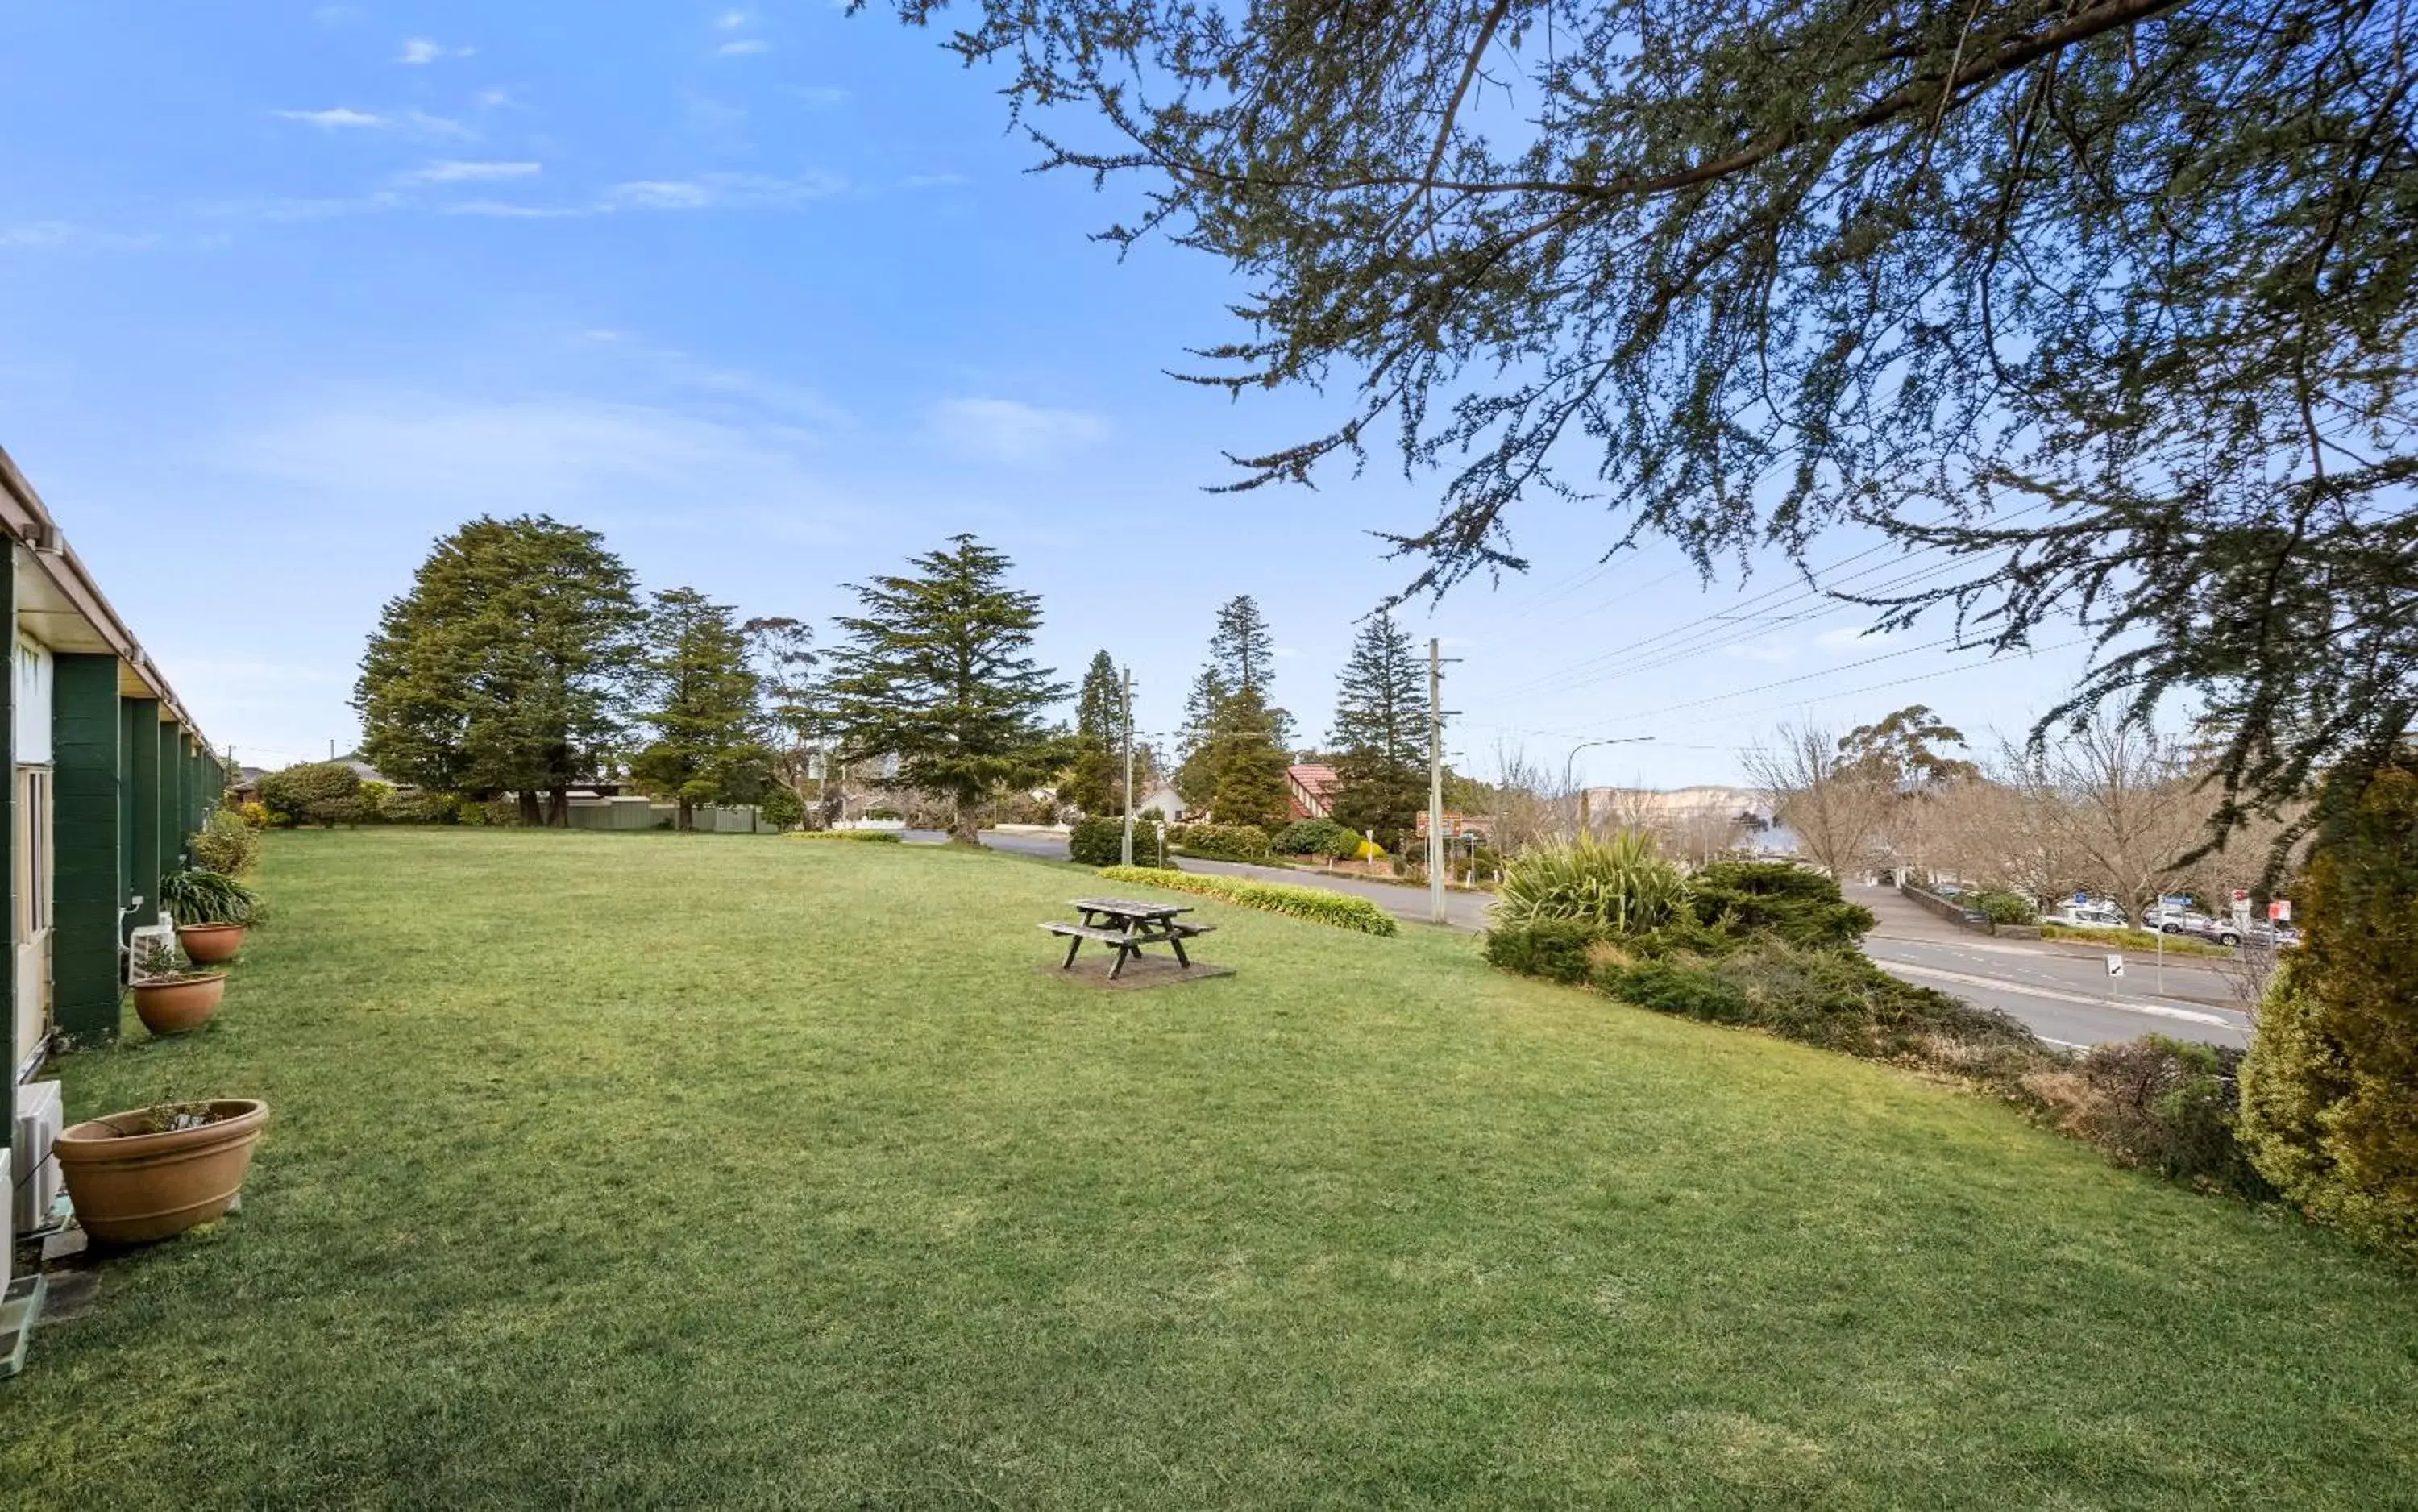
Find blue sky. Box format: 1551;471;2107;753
0;2;2101;789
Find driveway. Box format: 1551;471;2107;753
978;829;1493;930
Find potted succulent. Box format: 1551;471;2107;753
161;867;259;964
54;1098;270;1244
128;934;228;1035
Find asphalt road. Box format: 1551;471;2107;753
975;832;2251;1048
1848;884;2253;1049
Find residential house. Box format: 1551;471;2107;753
1286;763;1340;821
2;446;221;1246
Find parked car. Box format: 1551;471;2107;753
2148;906;2214;934
2044;905;2129;932
2186;919;2302;949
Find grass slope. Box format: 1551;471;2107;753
10;830;2414;1508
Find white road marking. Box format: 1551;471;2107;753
1877;960;2239;1028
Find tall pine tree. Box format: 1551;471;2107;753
355;515;643;825
1062;650;1127;816
1178;596;1294;817
631;588;768;832
1327;610;1429;852
827;535;1070;841
1204;682;1294;833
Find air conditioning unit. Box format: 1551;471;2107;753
13;1079;61;1236
127;922;178;978
1;1149;10;1294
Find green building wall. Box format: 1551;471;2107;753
52;654;123;1046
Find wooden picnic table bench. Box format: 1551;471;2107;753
1041;896;1216;978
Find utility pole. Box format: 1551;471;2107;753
1119;666;1136;867
1428;638;1446;925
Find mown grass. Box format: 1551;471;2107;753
9;829;2414;1509
2040;923;2234;957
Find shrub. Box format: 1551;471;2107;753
377;789;459;825
359;779;395;819
161;867;260;927
783;828;904;844
1095;866;1398;935
1481;920;1604;984
1070;816;1169;869
1168;822;1272;862
1969;888;2040;926
756;787;805;829
2029;1036;2271;1197
1592;938;2044;1067
1273;818;1358;859
257;761;363;826
1496;831;1689;933
864;806;903;821
2241;766;2418;1261
186;810;261;876
1685;860;1875;949
236;800;271;829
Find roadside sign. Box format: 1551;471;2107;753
2231;887;2250;906
2105;953;2124;979
2270;899;2292;922
2233;902;2253;927
2074;891;2089;906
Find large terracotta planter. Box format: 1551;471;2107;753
131;972;227;1036
55;1099;270;1244
176;922;247;964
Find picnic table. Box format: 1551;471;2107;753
1041;897;1215;979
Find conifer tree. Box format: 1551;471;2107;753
742;616;826;817
631;588;769;832
355;515;643;825
827;535;1070;841
1062;650;1127;816
1327;610;1430;851
1204;683;1294;833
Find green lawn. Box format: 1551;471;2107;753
10;830;2415;1508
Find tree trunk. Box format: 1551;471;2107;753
546;786;569;827
678;799;695;833
951;800;981;845
517;790;542;827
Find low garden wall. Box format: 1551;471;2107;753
1899;882;1992;933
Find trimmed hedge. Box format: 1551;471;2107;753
1070;816;1170;869
1167;822;1273;862
783;829;904;844
1096;866;1398;936
1968;887;2039;926
1685;860;1876;949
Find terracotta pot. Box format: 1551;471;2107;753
55;1099;270;1244
132;972;228;1036
176;922;248;964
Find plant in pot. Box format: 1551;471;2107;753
161;867;259;964
128;933;228;1036
54;1097;270;1244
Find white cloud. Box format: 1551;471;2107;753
0;221;156;251
716;38;770;56
398;38;442;63
442;199;580;218
395;160;541;186
924;397;1108;463
474;88;517;109
715;10;750;27
792;85;851;109
899;172;970;189
271;106;472;139
600;171;845;210
1722;640;1797;664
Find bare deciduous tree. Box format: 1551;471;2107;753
1743;723;1892;881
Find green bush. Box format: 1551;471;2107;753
1497;831;1689;933
1272;818;1357;859
161;867;260;927
1096;865;1398;935
256;761;362;826
783;829;904;844
1070;816;1169;869
1168;822;1272;862
1968;888;2040;926
2035;1036;2271;1198
2241;766;2418;1261
377;789;460;825
1481;920;1604;984
186;810;261;876
1685;860;1875;949
359;779;395;819
756;787;804;829
1593;938;2042;1066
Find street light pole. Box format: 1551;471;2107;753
1119;666;1136;867
1563;737;1654;841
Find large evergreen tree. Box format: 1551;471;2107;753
632;588;769;832
355;515;643;825
1327;611;1430;852
1178;596;1296;815
1062;650;1128;816
1173;666;1232;811
826;535;1070;841
1203;683;1294;833
890;0;2418;852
